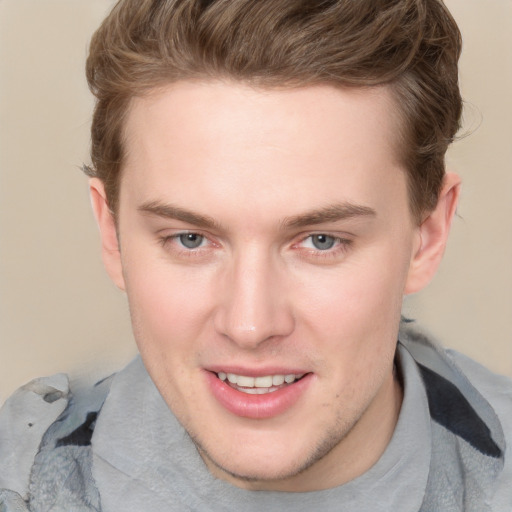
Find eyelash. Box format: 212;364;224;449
294;234;352;261
158;232;212;257
158;231;352;261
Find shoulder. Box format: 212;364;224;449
399;322;512;510
399;322;512;421
446;349;512;411
445;350;512;510
0;374;70;500
0;373;113;510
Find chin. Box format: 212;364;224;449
201;450;307;488
193;420;351;490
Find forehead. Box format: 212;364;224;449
120;81;406;222
123;80;400;159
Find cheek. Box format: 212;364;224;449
296;258;406;333
292;245;410;377
123;263;216;414
124;260;215;354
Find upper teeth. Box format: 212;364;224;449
217;372;302;387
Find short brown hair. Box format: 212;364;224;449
84;0;462;221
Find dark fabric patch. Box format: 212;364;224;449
55;411;98;448
418;363;502;458
43;390;64;403
94;374;114;387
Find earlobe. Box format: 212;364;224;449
404;172;461;295
89;178;126;291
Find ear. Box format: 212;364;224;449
404;172;461;294
89;178;126;291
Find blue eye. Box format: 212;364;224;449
310;234;336;250
179;233;204;249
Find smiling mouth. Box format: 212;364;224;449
216;372;306;395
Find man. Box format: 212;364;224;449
0;0;510;510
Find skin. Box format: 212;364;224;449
90;81;460;492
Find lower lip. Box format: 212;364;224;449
205;371;313;419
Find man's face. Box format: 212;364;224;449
112;81;421;490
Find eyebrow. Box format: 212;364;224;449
138;200;376;231
138;200;220;230
282;203;376;229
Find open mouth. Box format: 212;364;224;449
207;370;313;418
216;372;306;395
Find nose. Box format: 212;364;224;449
213;250;295;349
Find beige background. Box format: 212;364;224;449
0;0;511;402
